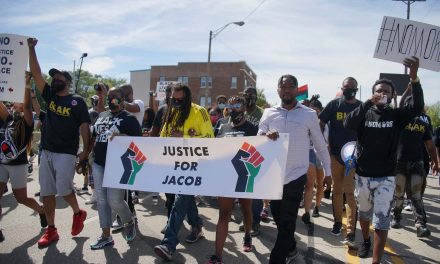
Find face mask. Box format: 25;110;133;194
218;103;225;110
12;111;22;121
245;95;256;107
51;79;66;93
171;98;184;108
210;115;218;125
230;111;244;125
107;97;121;110
343;89;357;100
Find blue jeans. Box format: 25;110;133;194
161;194;203;252
93;163;132;228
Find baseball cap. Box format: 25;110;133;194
49;68;72;82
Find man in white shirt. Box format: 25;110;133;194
259;74;331;264
120;84;145;125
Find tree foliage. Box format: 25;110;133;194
426;102;440;129
256;87;270;108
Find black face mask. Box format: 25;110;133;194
343;89;357;100
12;111;22;121
171;98;184;108
51;79;66;93
245;95;256;107
229;111;244;125
107;97;121;110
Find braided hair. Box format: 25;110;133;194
162;83;193;135
309;94;323;111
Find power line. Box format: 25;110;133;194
242;0;268;21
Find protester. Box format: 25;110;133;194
28;38;91;247
141;107;155;136
154;83;214;261
0;72;47;242
207;95;258;263
259;74;331;263
318;76;361;246
390;83;439;237
344;57;424;262
88;87;141;249
302;95;326;222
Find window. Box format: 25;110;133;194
231;76;237;89
244;78;248;87
199;96;212;107
159;76;165;82
178;76;188;85
200;76;212;88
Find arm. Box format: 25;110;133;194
124;101;141;113
399;83;412;108
310;115;331;178
425;140;439;175
343;100;373;131
78;122;91;161
27;38;46;93
23;72;33;127
30;89;41;116
0;102;8;122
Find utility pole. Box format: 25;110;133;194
392;0;426;74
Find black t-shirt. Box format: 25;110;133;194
92;110;142;166
89;108;99;125
42;83;91;155
319;98;361;157
152;104;167;130
217;120;258;138
397;114;432;162
0;115;33;165
434;126;440;148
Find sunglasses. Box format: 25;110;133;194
225;103;242;109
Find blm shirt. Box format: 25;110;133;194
397;114;432;162
41;83;91;155
217;120;258;138
319;98;361;159
0;115;33;165
92;110;142;167
245;106;263;128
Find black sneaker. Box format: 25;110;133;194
416;224;431;238
324;189;331;199
302;212;311;225
185;225;204;243
357;238;371;258
331;222;342;236
286;248;299;264
312;206;320;217
250;223;260;237
39;213;48;228
343;233;356;248
391;217;401;229
243;235;253;252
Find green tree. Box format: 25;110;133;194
427;102;440;129
256;87;270;108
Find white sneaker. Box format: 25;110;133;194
85;191;97;205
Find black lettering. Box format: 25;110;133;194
194;147;202;156
163;146;167;155
169;176;176;185
190;162;198;171
203;147;209;156
177;146;183;156
174;161;180;170
162;175;169;184
0;56;7;65
195;177;202;186
1;68;10;74
182;146;189;156
424;29;437;59
0;37;10;45
177;176;185;185
185;176;194;185
0;87;4;93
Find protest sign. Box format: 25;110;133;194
103;135;289;199
374;16;440;72
0;34;29;102
155;81;175;101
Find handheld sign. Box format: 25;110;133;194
0;34;29;102
155;81;175;101
374;16;440;72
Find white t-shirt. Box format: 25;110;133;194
131;99;145;125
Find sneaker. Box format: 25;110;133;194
154;244;173;261
71;209;87;236
250;223;260;237
243;235;253;252
286;248;299;264
357;238;371;258
312;206;320;218
76;186;88;195
302;212;311;225
112;216;123;231
122;220;137;242
342;233;356;248
324;188;331;199
0;229;4;242
416;224;431;237
185;225;204;243
39;213;48;228
38;226;59;247
132;192;139;204
85;191;97;205
260;208;270;222
331;222;342;236
90;235;114;250
206;255;223;264
391;217;401;229
404;201;412;211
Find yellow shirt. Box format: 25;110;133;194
160;103;214;138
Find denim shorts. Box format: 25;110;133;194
309;149;323;169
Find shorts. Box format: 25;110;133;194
355;175;395;230
0;164;28;189
39;150;76;197
309;149;323;169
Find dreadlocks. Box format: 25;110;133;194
162;83;193;136
12;118;32;153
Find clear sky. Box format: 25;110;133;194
2;0;439;105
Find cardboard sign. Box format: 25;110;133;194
155;81;175;101
103;135;289;199
0;34;29;102
374;16;440;72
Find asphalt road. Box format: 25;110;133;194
0;163;439;263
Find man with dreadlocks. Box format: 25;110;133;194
0;72;47;242
154;83;213;261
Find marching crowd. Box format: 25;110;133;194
0;38;439;264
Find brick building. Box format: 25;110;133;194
150;61;257;107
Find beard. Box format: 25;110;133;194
282;98;294;105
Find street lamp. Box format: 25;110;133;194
75;52;88;93
208;21;245;63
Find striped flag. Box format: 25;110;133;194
296;84;308;101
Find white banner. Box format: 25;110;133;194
103;135;289;199
374;16;440;72
155;81;175;101
0;34;29;102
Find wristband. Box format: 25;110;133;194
410;76;420;83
